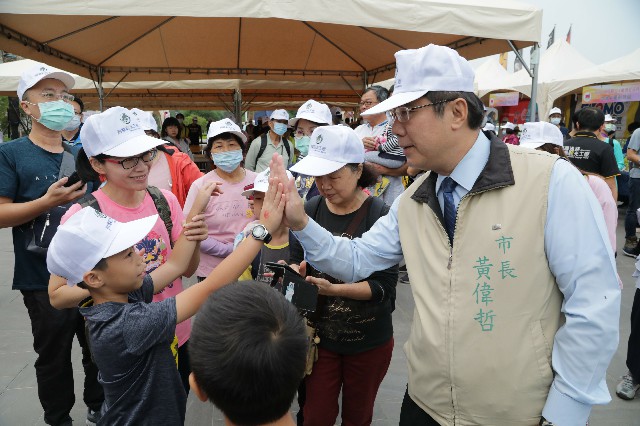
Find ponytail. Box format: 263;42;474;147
76;148;104;182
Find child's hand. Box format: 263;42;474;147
189;181;223;216
259;175;285;234
183;214;208;241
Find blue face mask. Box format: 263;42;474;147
295;136;311;156
212;150;243;173
28;100;76;131
273;122;288;136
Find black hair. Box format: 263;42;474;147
363;85;389;103
189;282;307;425
175;113;185;119
576;107;605;132
424;91;485;129
204;132;246;163
346;163;378;188
161;117;181;138
76;148;108;182
505;128;515;135
72;96;84;113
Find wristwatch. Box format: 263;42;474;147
251;224;272;244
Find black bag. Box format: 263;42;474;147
24;144;77;256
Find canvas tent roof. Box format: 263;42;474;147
0;0;542;89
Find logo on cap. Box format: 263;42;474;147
306;103;313;110
121;114;131;125
40;67;47;72
315;134;323;144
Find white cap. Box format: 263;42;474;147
502;122;515;130
289;100;333;127
362;44;475;116
604;114;615;122
47;207;157;286
241;167;294;197
130;108;158;133
549;107;562;116
519;122;564;149
206;118;247;143
269;109;290;121
482;122;495;132
289;125;364;176
81;107;164;158
18;62;76;101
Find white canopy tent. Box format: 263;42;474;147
474;55;513;96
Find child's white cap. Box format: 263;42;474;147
241;167;293;197
519;121;564;149
47;207;157;286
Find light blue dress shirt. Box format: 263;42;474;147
293;131;621;426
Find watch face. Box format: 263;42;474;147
252;225;266;239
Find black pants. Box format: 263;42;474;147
627;288;640;380
21;290;104;425
399;387;440;426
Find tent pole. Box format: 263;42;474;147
507;40;533;78
363;71;369;90
98;67;105;112
527;44;540;122
233;89;242;124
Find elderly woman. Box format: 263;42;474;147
289;125;398;426
183;118;257;282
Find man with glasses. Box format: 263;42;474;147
0;63;103;425
273;44;620;426
61;96;84;148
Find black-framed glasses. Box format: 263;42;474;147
359;100;378;107
390;99;456;123
103;149;157;169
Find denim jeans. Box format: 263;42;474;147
625;177;640;238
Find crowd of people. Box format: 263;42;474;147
0;42;637;426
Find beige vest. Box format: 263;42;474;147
398;144;563;425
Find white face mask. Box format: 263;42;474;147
550;117;561;125
63;115;81;131
605;123;616;132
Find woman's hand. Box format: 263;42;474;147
306;275;335;296
269;153;308;231
260;173;286;234
189;181;223;215
183;213;208;241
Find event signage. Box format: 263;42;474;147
489;92;519;107
582;82;640;104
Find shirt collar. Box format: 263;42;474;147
435;131;491;194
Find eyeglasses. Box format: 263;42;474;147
103;149;157;169
294;127;318;137
39;91;75;102
390;99;456;123
359;100;378;107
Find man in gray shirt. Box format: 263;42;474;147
623;128;640;256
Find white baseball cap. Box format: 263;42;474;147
362;44;475;116
519;122;564;149
241;167;294;197
289;100;333;127
482;122;495;132
81;107;164;158
549;107;562;116
270;109;290;121
290;125;364;176
17;62;76;101
207;118;247;143
47;207;157;286
130;108;158;133
604;114;615;123
502;122;515;130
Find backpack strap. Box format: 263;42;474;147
254;133;269;170
344;196;373;237
147;186;174;248
76;193;100;211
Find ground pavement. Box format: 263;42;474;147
0;210;639;425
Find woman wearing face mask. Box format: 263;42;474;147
61;96;84;148
245;109;294;172
161;117;194;161
603;114;625;172
184;118;257;282
289;100;333;201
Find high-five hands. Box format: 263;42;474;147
268;153;308;231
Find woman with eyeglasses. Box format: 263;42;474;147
289;100;333;201
289;125;398;426
184;118;257;283
58;107;205;395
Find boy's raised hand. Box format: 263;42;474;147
188;181;222;218
268;153;307;231
259;172;286;233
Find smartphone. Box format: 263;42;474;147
63;171;84;187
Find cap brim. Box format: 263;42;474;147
361;90;427;116
289;155;346;177
207;129;247;143
102;134;164;157
104;214;158;258
241;189;256;197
